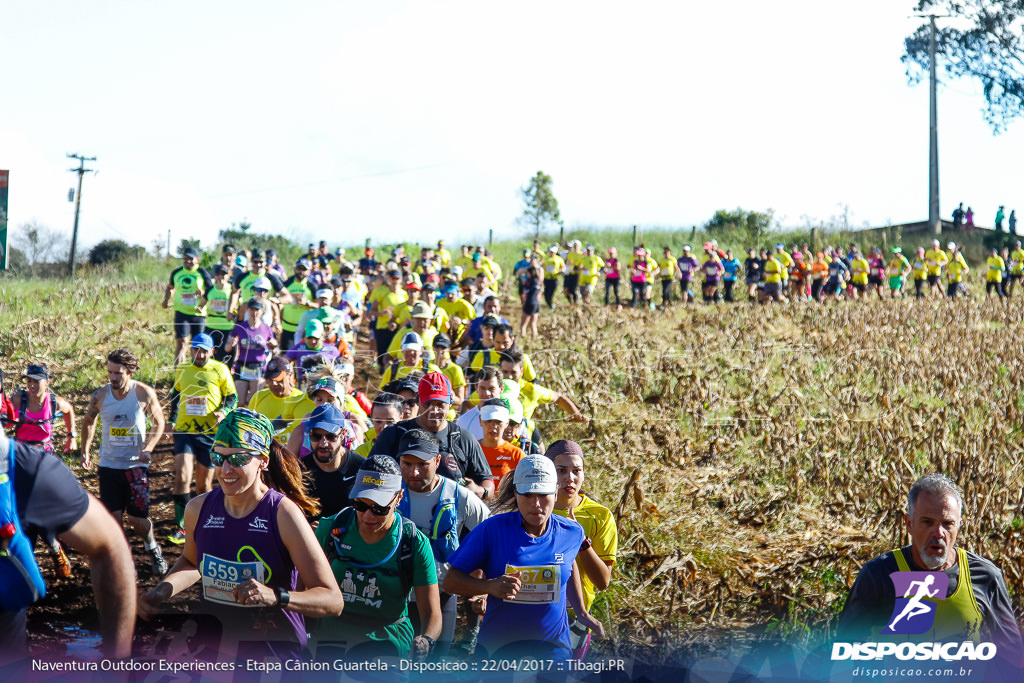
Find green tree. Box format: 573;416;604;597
904;1;1024;132
704;208;774;246
88;239;146;265
518;171;562;238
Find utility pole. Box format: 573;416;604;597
928;15;940;235
67;153;96;277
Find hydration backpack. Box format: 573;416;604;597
0;440;47;610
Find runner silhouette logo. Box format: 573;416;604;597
883;571;949;635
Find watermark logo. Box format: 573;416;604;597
884;571;949;635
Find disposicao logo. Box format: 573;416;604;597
884;571;948;635
832;571;996;663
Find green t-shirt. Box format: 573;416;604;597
315;511;436;655
204;281;234;331
169;266;213;315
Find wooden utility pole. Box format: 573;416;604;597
67;153;96;277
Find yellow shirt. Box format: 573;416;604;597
576;255;605;286
386;326;439;359
380;361;442;388
552;494;617;611
850;257;869;285
1011;249;1024;275
762;257;781;284
925;249;948;276
986;256;1005;282
247;387;307;438
656;257;676;280
946;259;968;283
454;255;476;273
542;255;565;280
912;257;928;280
368;286;408;330
468;349;537;382
519;381;557;422
436;248;452;268
173;360;236;434
775;250;794;280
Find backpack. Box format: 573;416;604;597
0;440;47;610
326;506;418;596
397;477;460;563
11;390;60;441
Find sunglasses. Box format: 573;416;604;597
254;288;270;293
402;398;418;408
310;430;341;443
352;498;395;516
210;450;260;468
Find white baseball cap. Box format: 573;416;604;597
513;455;557;495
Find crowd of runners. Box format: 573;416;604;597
2;235;1022;671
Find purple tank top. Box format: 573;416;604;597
194;487;305;649
230;322;274;365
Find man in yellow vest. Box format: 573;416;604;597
837;474;1021;652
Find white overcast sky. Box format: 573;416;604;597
3;1;1023;252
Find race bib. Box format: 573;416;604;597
505;564;559;604
108;426;136;445
201;554;266;606
210;300;228;314
185;396;207;416
181;293;198;307
581;268;590;276
239;365;261;381
679;263;690;272
546;265;556;273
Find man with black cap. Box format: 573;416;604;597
163;246;215;365
372;373;494;502
300;404;365;519
396;428;490;657
246;356;306;437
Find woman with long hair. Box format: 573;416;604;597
137;409;344;659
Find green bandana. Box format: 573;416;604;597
213;409;275;456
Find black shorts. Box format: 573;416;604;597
98;466;151;518
174;432;215;468
852;283;866;293
868;275;883;286
927;274;940;286
763;282;781;296
946;282;959;298
563;274;579;291
1009;274;1021;281
824;280;841;295
174;311;207;339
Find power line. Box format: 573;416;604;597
67;153;96;278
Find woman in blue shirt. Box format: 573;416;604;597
443;455;604;660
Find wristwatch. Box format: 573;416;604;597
273;586;290;607
420;635;436;652
69;431;79;438
580;536;593;553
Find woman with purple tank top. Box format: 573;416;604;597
138;409;343;660
224;298;278;408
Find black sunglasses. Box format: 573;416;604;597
310;430;340;443
352;498;394;516
402;399;418;408
210;450;260;468
253;288;270;293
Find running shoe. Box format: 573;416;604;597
167;528;186;545
50;541;72;579
150;546;169;575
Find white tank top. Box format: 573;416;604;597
98;381;149;469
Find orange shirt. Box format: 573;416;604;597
479;441;525;485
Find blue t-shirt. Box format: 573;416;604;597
467;316;510;345
722;258;741;281
447;510;584;659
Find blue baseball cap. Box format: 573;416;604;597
308;403;346;434
191;333;214;350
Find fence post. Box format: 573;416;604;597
488;229;493;247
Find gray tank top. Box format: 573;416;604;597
98;381;148;469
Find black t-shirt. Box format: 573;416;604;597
300;450;366;519
837;545;1023;650
369;418;491;486
744;257;761;280
1;441;91;649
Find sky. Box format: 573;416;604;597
3;1;1024;255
